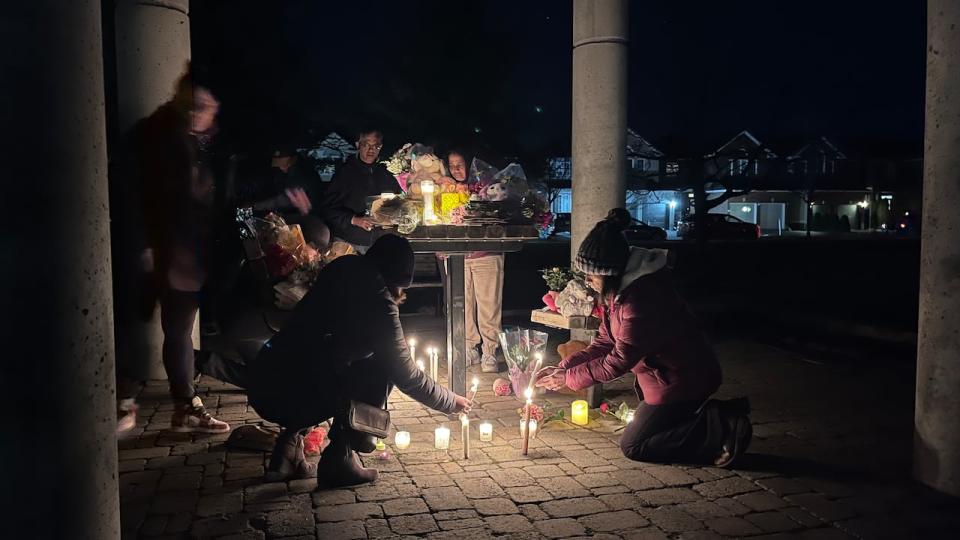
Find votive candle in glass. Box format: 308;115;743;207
520;419;538;438
434;425;450;450
395;431;411;450
571;400;589;426
479;422;493;442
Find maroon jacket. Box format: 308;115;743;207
559;249;721;405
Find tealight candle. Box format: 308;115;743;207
625;410;635;424
375;439;386;451
395;431;411;450
421;180;437;223
479;422;493;442
434;425;450;450
571;400;589;426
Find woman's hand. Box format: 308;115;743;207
535;367;567;391
452;394;473;414
351;215;376;231
285;187;312;215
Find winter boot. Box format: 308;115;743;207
265;430;316;482
316;425;379;489
714;414;753;468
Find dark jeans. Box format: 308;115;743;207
619;399;727;464
160;289;199;401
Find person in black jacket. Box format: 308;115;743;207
248;234;472;487
318;129;402;251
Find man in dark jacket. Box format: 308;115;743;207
248;234;471;488
537;210;752;468
318;129;402;251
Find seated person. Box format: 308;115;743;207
247;234;471;487
536;209;752;468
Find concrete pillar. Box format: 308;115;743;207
571;0;629;260
915;0;960;498
112;0;191;379
0;2;120;537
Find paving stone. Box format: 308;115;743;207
483;514;534;533
537;476;591;498
190;513;258;538
426;527;496;540
311;489;356;506
786;493;858;522
619;527;671;540
735;490;790;511
487;468;535;487
119;447;171;460
456;477;506;499
140;515;168;536
523;464;566;477
540;496;610;518
678;500;735;519
620;469;665;491
714;497;752;516
637;487;703;506
157;472;202;492
758;477;813;496
575;472;621;488
780;506;826;527
422;486;472;511
693;477;762;499
704;516;763;536
746;510;804;533
518;504;549;521
579;510;649;532
196;492;242;517
434;509;479;521
389;513;439;535
288;478;317;494
413;474;457;488
265;510;315;537
504;485;554;503
119;459;146;473
244;482;289;506
164;512;194;534
536;517;587;538
216;532;265;540
146;456;186;470
641;506;704;533
364;518;393;538
148;493;198;514
224;466;264;481
439;518;487;530
642;465;698;486
315;502;383;522
382;497;430;516
597;492;640;511
473;497;519;515
674;531;723;540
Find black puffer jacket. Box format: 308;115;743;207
248;254;456;419
318;156;401;245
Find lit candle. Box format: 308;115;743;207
375;439;386;451
522;388;532;456
520;419;538;438
571;400;589;426
421;180;436;223
408;338;416;367
416;359;425;372
626;410;635;424
479;422;493;442
395;431;410;450
468;377;479;405
430;347;439;381
434;425;450;450
461;414;470;460
380;192;396;200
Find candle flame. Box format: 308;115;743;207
417;360;425;371
409;338;416;346
524;387;533;400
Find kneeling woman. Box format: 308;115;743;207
536;210;751;467
248;234;471;487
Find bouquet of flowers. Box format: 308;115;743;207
381;143;414;190
540;266;575;312
499;327;549;399
516;401;566;432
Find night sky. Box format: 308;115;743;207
192;0;926;166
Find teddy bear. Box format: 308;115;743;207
483;181;509;201
406;154;454;197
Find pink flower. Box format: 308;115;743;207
600;403;609;414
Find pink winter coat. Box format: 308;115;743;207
559;248;721;405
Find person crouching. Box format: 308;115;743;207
536;209;752;468
248;234;472;487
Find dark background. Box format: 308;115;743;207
191;0;926;167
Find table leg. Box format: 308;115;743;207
445;254;467;396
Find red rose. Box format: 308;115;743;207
600;403;609;414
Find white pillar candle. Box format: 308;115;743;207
461;415;470;460
421;180;436;223
408;338;416;366
416;359;425;372
395;431;410;450
479;422;493;442
520;419;538;438
434;425;450;450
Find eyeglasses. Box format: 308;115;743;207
359;142;383;151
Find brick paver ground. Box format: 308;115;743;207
119;317;960;539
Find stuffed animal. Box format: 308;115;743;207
484;181;508;201
407;153;448;197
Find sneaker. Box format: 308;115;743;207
481;354;499;373
171;396;231;434
116;398;138;437
713;415;752;468
466;349;481;366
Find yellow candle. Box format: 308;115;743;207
434;425;450;450
395;431;410;450
571;400;589;426
479;422;493;442
375;439;386;451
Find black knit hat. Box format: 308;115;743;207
574;209;631;276
366;234;415;288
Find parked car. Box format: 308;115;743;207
676;213;761;240
623;220;667;242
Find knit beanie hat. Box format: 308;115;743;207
365;234;415;288
574;209;631;276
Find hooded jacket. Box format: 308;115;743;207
319;156;402;245
248;254;456;419
559;248;721;405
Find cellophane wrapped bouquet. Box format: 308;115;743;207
499;327;549;399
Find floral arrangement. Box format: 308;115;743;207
303;427;327;455
382;143;413;175
499;327;549;398
600;401;634;424
541;267;575;292
516;401;565;428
